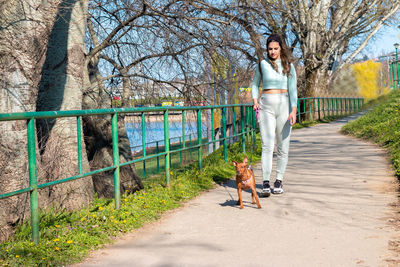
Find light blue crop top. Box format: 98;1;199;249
251;59;298;108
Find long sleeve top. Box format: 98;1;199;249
251;59;298;108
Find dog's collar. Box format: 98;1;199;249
241;175;252;184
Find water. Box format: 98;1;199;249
126;121;208;153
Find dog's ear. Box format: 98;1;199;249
232;161;238;166
243;157;248;164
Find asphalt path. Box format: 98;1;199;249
75;112;400;267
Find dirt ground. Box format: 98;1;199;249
74;112;400;267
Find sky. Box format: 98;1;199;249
362;24;400;58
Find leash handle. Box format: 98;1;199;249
255;107;259;121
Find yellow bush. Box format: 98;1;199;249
351;60;385;101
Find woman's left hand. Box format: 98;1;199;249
288;108;297;126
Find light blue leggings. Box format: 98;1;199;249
258;93;292;182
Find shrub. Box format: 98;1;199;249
352;60;389;101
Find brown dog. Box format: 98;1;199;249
232;157;261;209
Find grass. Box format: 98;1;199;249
0;136;261;267
341;90;400;176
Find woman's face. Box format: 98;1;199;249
268;41;281;60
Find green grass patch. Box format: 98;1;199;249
0;137;260;267
341;90;400;176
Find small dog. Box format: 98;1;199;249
232;157;261;209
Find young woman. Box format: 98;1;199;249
251;34;297;196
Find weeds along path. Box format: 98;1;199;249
74;112;400;267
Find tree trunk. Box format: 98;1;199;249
35;0;93;210
304;67;319;98
0;0;58;242
82;61;143;198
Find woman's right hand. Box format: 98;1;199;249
253;100;259;111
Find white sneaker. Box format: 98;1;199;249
260;181;271;197
272;180;284;194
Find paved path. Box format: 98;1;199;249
76;113;399;267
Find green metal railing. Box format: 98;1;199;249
0;96;364;244
297;97;364;123
0;104;256;244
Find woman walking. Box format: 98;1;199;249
251;34;298;196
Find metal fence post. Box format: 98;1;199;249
241;106;245;153
340;98;343;115
164;110;170;186
232;107;236;142
311;97;316;119
156;141;159;173
336;98;338;116
349;98;351;113
112;113;120;209
222;107;227;162
27;118;39;244
328;98;331;116
179;137;182;165
297;99;301;123
169;138;172;168
211;108;215;152
141;112;146;178
182;110;185;162
245;106;249;141
197;109;202;170
77;116;83;174
189;134;192;160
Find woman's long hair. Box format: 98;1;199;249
266;34;291;76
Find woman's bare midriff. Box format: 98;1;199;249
262;89;288;94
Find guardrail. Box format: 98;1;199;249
0;96;364;244
0;104;256;244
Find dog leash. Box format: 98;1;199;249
249;107;258;170
249;132;255;170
